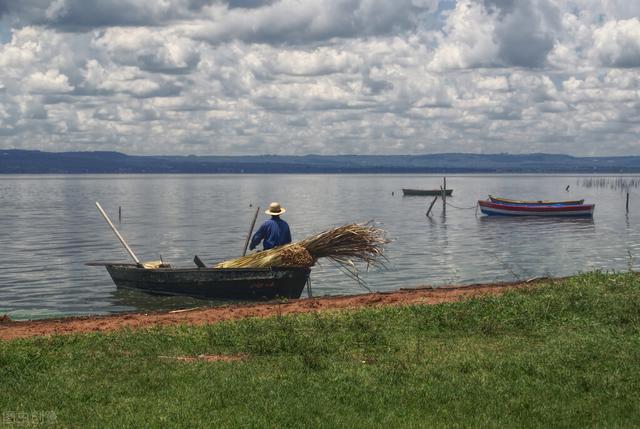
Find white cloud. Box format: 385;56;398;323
475;76;509;91
187;0;434;44
92;27;201;73
0;0;639;155
591;18;640;67
81;60;183;98
45;0;68;21
430;0;561;70
492;0;560;67
24;69;74;93
429;1;498;70
18;95;48;119
3;0;196;29
0;27;48;70
269;48;361;76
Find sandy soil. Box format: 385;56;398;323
0;279;548;341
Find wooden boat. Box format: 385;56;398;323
96;264;310;300
489;195;584;205
90;203;310;300
403;188;453;196
478;200;595;217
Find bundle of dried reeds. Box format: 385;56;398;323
215;223;388;274
297;223;388;269
215;244;314;268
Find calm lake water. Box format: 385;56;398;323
1;174;639;320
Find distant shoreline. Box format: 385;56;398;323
3;149;640;174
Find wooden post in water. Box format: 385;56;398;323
118;206;122;223
426;196;438;217
626;192;630;213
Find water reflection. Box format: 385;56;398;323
109;287;233;313
477;215;595;226
1;174;638;319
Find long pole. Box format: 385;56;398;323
626;192;630;213
426;196;438;217
95;202;142;266
443;177;447;214
242;206;260;256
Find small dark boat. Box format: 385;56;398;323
402;188;453;196
100;264;310;300
489;195;584;205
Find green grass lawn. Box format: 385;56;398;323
2;271;640;428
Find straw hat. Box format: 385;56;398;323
265;202;286;216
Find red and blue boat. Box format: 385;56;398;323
489;195;584;205
479;200;595;217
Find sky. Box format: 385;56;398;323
0;0;639;156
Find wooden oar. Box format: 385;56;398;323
95;202;143;268
242;206;260;256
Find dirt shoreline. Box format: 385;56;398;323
0;278;549;341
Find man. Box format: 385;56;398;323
249;202;292;251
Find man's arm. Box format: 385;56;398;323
249;223;267;250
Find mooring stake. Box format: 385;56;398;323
426;196;438;217
627;192;630;213
442;177;447;215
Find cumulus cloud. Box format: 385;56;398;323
1;0;197;30
0;0;639;155
24;69;74;93
91;27;201;73
0;27;54;70
18;96;48;119
430;0;560;70
187;0;435;45
81;60;184;98
591;18;640;67
429;1;499;70
492;0;560;67
268;48;361;76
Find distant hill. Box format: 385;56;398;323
2;150;640;173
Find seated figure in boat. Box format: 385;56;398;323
250;202;292;251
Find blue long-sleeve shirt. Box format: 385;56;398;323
249;217;292;250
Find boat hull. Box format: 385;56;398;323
403;188;453;196
105;265;310;300
478;200;594;217
489;195;584;205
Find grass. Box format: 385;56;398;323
2;271;640;428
